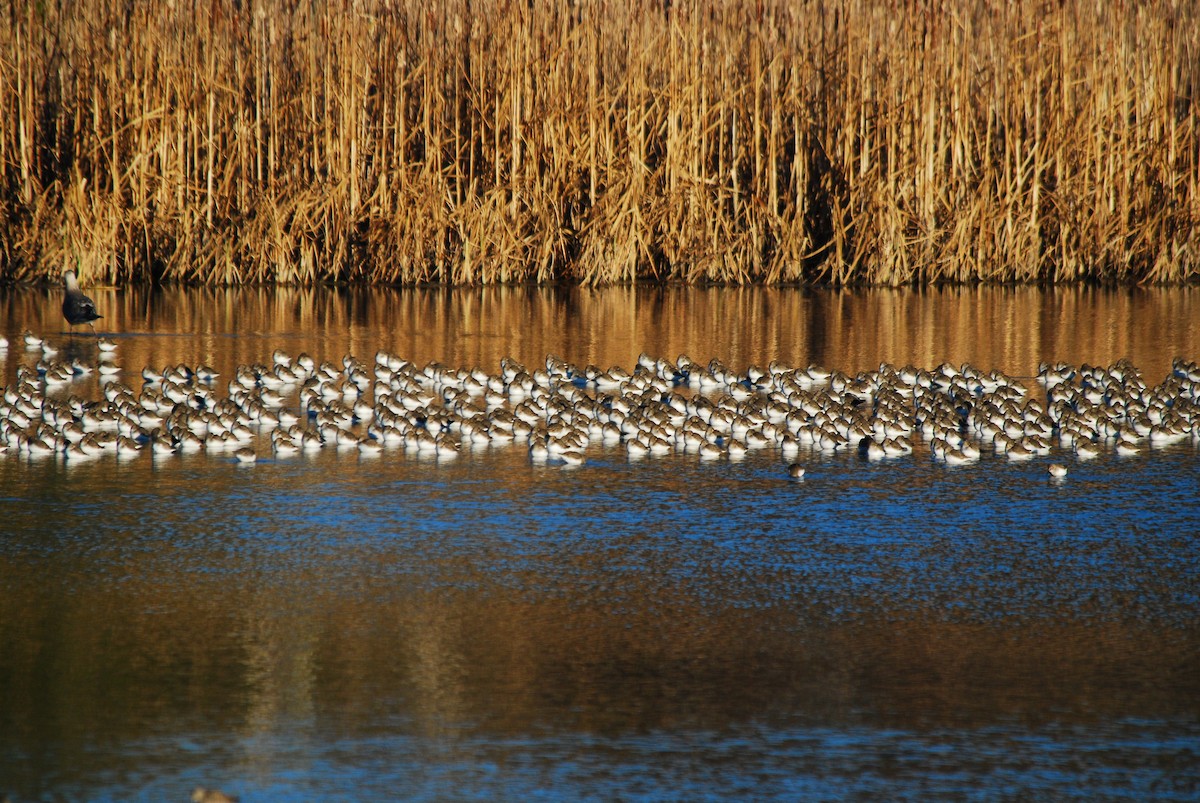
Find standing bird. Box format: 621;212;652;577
62;269;102;337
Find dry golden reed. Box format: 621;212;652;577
1;0;1197;286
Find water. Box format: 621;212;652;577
2;285;1199;801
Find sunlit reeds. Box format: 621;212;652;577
1;0;1197;285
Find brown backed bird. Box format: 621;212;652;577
62;269;102;336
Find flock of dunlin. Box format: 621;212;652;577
2;327;1198;478
1;270;1197;475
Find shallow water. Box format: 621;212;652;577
1;285;1199;801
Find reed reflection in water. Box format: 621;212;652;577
1;285;1198;801
2;284;1199;380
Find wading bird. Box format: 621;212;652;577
62;269;102;336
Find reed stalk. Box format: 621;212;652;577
0;0;1196;285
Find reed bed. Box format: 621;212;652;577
1;0;1197;286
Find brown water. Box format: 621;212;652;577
1;285;1198;801
3;283;1199;381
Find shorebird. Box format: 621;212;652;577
61;270;102;336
